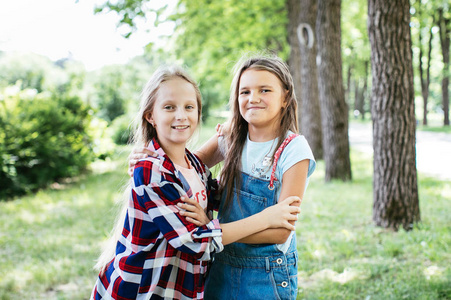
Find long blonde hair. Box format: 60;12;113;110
220;53;298;213
94;65;202;274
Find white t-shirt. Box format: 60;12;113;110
241;132;316;182
175;162;208;210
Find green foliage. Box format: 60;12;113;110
91;65;127;123
410;0;451;116
109;114;134;145
0;86;95;199
89;58;158;124
171;0;289;113
342;0;370;76
94;0;166;38
0;52;66;92
96;0;290;119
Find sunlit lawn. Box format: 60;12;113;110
297;151;451;299
0;124;450;299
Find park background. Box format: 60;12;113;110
0;0;450;299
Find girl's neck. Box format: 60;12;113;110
248;125;279;142
161;144;189;168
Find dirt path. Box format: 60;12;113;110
348;122;451;180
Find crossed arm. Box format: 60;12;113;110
194;133;309;244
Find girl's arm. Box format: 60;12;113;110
220;195;300;245
127;133;224;176
194;134;224;168
235;159;309;244
177;195;302;245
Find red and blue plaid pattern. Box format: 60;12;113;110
91;138;223;300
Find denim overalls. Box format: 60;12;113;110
204;135;299;300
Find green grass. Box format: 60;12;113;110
417;125;451;134
349;116;451;134
1;131;450;299
296;150;451;300
0;147;131;300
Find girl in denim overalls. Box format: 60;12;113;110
202;54;316;300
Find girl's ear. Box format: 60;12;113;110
145;112;154;125
283;90;289;108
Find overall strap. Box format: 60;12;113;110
268;134;299;190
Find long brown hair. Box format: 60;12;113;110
220;53;299;213
94;65;202;274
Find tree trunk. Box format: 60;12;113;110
293;0;323;160
353;79;361;116
354;78;366;119
287;0;303;123
346;63;353;104
361;60;369;120
316;0;351;181
438;8;450;126
368;0;420;230
418;5;433;126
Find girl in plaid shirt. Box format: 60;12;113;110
91;65;301;300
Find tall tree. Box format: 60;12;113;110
353;60;369;120
316;0;351;181
438;8;450;126
292;0;323;160
368;0;420;230
417;10;433;126
287;0;302;112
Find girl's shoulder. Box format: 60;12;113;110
285;133;310;150
187;150;209;175
280;133;316;176
133;156;175;186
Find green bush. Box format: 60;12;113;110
109;114;135;145
0;87;96;199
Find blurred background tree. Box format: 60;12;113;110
95;0;290;120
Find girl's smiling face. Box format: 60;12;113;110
146;77;199;150
238;69;287;140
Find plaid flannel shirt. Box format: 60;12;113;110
91;138;223;300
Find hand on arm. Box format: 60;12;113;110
220;195;301;245
128;147;158;177
215;121;230;137
177;197;210;227
194;122;228;168
127;133;224;173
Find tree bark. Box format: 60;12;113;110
353;79;361;115
368;0;420;230
418;5;433;126
361;60;369;120
316;0;351;181
287;0;303;119
438;8;450;126
346;63;353;105
293;0;323;160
